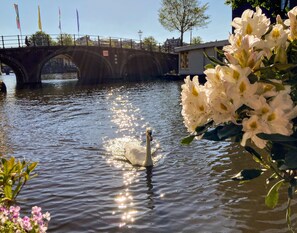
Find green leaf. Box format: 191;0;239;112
232;169;264;181
259;80;285;91
265;179;284;208
203;52;226;66
248;73;258;84
279;150;297;170
244;146;264;163
271;143;287;161
257;133;297;142
286;199;292;231
194;121;213;135
204;63;214;70
4;185;12;199
12;182;23;199
272;63;297;71
288;187;295;200
181;135;195;145
217;123;243;140
201;127;222;141
28;162;38;173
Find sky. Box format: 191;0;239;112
0;0;232;44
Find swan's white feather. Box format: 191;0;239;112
124;142;147;166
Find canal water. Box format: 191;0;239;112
0;74;296;233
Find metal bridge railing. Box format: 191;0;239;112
0;34;175;53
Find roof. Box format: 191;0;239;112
174;39;229;52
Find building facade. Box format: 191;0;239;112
175;40;228;77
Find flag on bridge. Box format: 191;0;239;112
38;5;42;31
58;7;62;32
76;9;80;35
13;4;21;30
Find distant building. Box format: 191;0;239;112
75;36;94;46
175;40;229;78
164;37;181;52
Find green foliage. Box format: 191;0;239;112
142;36;158;50
0;157;38;206
225;0;293;18
58;33;74;46
191;36;203;45
232;169;264;181
158;0;209;46
265;179;284;208
29;31;54;46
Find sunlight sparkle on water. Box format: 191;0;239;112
115;188;138;227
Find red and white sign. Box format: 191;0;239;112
103;50;109;57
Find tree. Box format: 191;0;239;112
191;36;202;44
225;0;294;19
158;0;209;46
58;34;74;46
142;36;158;50
29;31;55;46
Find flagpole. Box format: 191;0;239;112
76;9;80;38
38;5;42;31
59;7;62;34
13;4;22;46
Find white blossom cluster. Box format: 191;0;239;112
181;7;297;149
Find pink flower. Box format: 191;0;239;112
22;216;32;231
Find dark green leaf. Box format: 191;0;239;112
201;126;222;141
195;121;213;135
257;133;297;142
244;146;263;162
271;143;287;161
248;73;258;84
288;181;297;200
217;123;242;140
232;169;264;181
272;63;297;71
203;52;226;66
265;179;284;208
279;150;297;170
181;135;195;145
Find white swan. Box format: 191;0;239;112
124;128;154;167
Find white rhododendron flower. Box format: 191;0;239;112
284;6;297;41
265;24;288;50
241;115;267;149
181;7;297;150
231;7;270;38
181;76;210;132
224;35;264;69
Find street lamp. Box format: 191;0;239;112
138;30;143;49
189;23;194;45
138;30;143;41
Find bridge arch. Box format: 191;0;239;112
40;47;114;84
121;53;163;81
0;54;29;85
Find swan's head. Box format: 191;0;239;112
146;128;153;141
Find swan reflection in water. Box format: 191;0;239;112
103;88;163;228
104;136;161;227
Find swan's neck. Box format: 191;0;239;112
144;135;153;167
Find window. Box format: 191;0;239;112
180;52;188;69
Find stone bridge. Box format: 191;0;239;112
0;46;178;88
